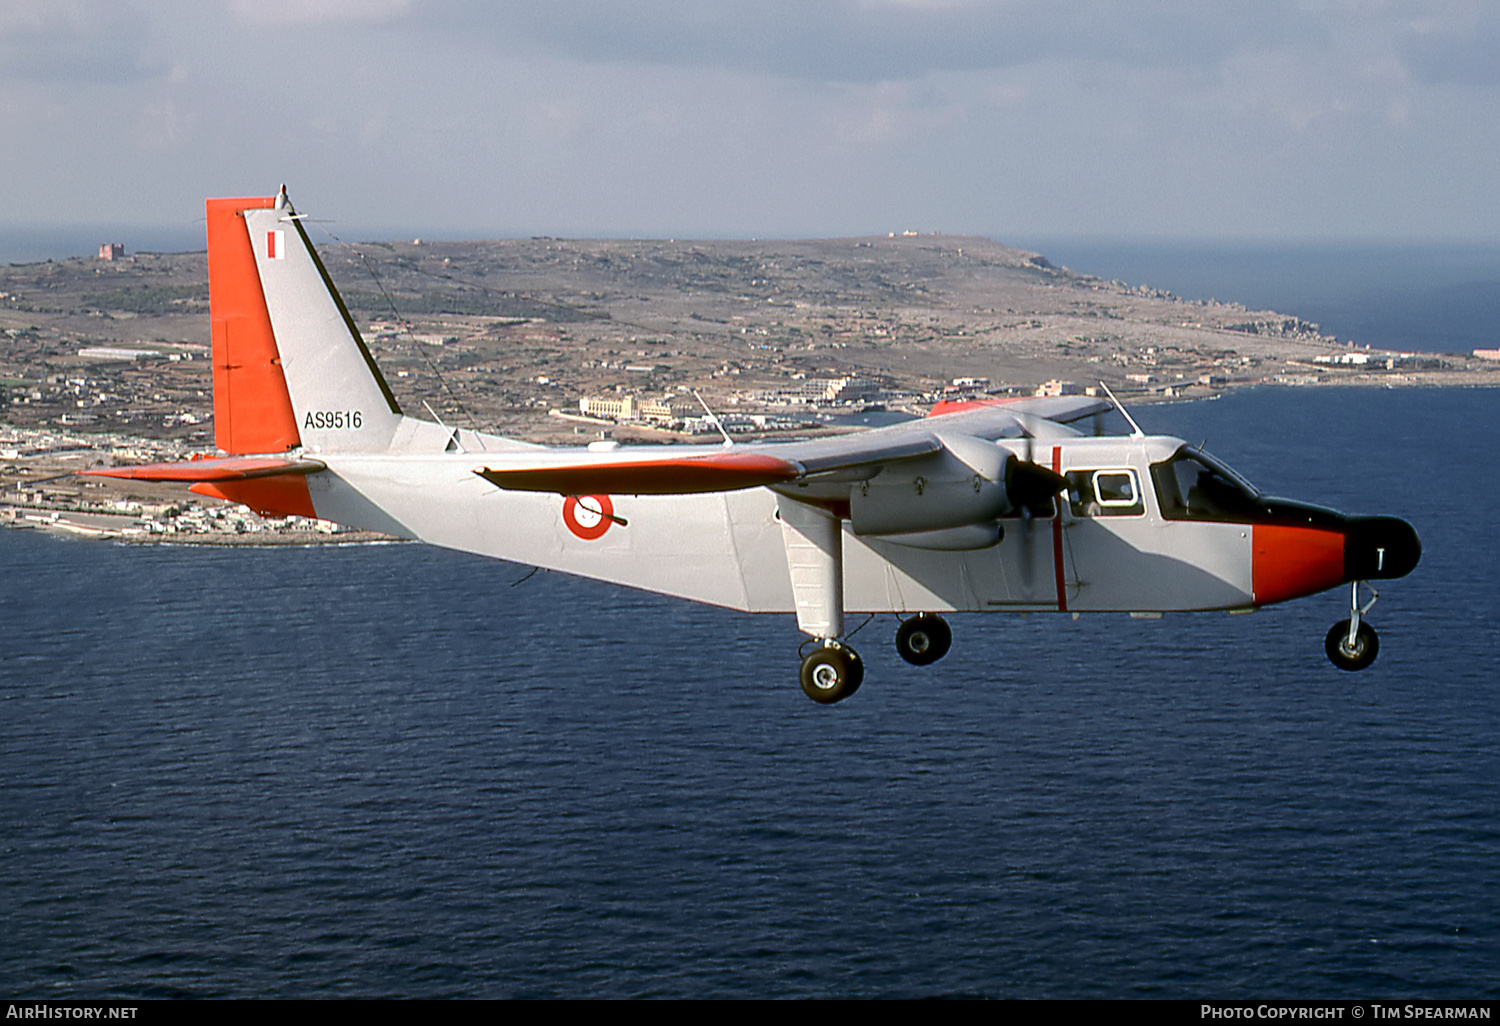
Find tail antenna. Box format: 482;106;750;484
1098;381;1144;439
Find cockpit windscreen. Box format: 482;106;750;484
1150;447;1263;522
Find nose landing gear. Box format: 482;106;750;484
1326;580;1381;671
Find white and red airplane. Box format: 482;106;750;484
85;189;1421;703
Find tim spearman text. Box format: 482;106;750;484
1202;1008;1491;1020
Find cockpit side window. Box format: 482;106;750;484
1150;447;1262;522
1066;468;1145;518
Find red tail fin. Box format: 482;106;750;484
206;196;301;454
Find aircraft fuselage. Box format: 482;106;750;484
289;430;1416;619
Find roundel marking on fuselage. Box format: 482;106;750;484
563;494;614;541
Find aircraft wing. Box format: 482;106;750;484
919;394;1110;434
476;395;1111;496
476;451;805;495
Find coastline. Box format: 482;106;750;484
5;380;1492;548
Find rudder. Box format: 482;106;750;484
206;195;301;454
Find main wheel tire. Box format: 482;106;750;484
800;644;864;704
895;614;953;666
1325;619;1379;671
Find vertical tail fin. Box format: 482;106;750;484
207;187;403;455
206;195;301;454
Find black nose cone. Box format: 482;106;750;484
1345;516;1421;580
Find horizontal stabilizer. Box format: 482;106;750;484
79;455;326;483
477;452;802;495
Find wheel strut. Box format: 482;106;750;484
1346;580;1378;645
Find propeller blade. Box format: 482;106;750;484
1006;455;1069;511
1014;434;1048;592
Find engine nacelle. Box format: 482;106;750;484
845;434;1068;538
873;522;1004;551
849;446;1010;536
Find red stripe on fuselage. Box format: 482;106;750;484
1252;524;1345;606
1052;446;1068;613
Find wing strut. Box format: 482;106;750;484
1097;381;1144;439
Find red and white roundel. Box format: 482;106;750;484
562;494;614;540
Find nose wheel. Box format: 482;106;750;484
1326;581;1381;671
1326;619;1379;671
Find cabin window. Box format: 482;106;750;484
1066;469;1145;517
1150;446;1262;522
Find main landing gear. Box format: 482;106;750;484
1326;580;1380;672
799;640;864;704
894;613;952;666
797;613;953;704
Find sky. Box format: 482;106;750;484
4;0;1500;248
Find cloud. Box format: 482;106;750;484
226;0;413;28
1400;5;1500;86
0;1;159;83
431;0;1324;83
4;2;1499;241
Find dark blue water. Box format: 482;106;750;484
2;386;1497;998
1015;239;1500;356
0;225;207;266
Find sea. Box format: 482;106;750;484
2;245;1498;1000
1013;238;1500;355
